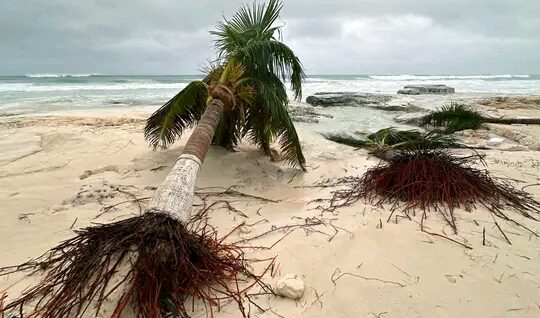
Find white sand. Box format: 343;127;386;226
1;100;539;317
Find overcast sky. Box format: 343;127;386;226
1;0;539;75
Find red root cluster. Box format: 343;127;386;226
0;212;270;318
326;149;540;233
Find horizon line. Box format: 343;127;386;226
1;73;536;77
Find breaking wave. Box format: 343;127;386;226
25;73;102;78
369;74;531;81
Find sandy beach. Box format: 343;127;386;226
1;94;539;317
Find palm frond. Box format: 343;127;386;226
210;0;305;100
243;105;272;153
239;40;305;99
209;62;256;150
324;127;463;156
211;0;282;55
144;81;208;149
147;0;306;169
363;128;462;153
366;128;423;146
420;102;484;133
244;71;305;169
322;133;366;148
213;108;244;150
274;111;306;170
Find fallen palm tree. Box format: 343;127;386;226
322;148;540;235
0;1;300;317
323;133;366;148
420;102;540;134
324;128;464;160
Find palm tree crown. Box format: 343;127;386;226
145;0;306;169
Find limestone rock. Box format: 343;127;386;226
288;105;333;123
371;103;425;112
393;113;426;125
276;274;305;300
306;93;393;107
397;85;455;95
397;88;420;95
486;137;504;147
239;225;252;234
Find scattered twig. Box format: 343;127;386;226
521;183;540;191
421;228;473;250
17;213;34;223
269;309;287;318
331;268;406;287
70;218;78;230
491;213;512;245
308;288;326;309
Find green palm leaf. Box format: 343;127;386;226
146;0;307;169
239;40;305;99
211;0;304;99
420;102;484;133
144;81;208;149
211;0;282;54
244;71;306;169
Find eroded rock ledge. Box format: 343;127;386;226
397;85;455;95
305;92;393;107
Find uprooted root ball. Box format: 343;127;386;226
326;149;540;233
0;212;267;318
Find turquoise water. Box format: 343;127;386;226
1;74;539;114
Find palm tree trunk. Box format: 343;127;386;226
147;98;226;222
485;117;540;125
146;59;234;223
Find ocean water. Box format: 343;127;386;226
1;74;539;115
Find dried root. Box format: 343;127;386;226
0;212;269;318
323;149;540;234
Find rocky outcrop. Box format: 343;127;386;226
371;103;425;112
396;88;421;95
397;85;455;95
305;92;393;107
393;113;427;125
476;96;540;110
288;105;333;123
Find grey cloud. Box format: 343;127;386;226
1;0;539;74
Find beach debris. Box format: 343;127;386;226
239;224;252;234
276;273;305;299
420;102;540;134
484;123;540;150
316;148;540;237
486;137;504;147
323;128;466;160
397;84;455;95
